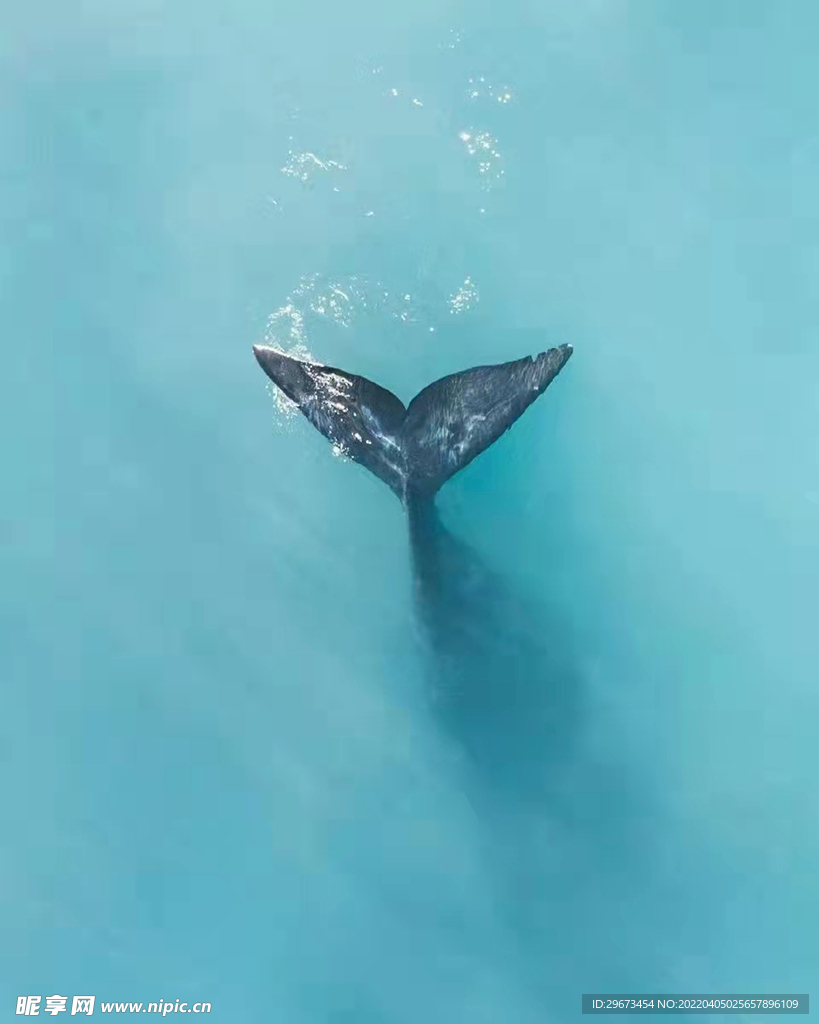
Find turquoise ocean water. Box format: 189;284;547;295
2;2;818;1021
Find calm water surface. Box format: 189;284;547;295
2;2;817;1021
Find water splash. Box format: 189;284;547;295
448;276;479;315
440;28;463;51
458;129;505;189
280;148;347;186
466;76;514;105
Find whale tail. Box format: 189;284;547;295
252;343;573;502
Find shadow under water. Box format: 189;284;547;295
408;496;583;806
248;342;646;850
408;497;679;1015
249;342;674;1008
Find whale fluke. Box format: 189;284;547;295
253;343;573;501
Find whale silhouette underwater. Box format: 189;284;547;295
253;342;579;800
253;343;670;998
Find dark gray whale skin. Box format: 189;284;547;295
252;343;572;505
253;342;576;795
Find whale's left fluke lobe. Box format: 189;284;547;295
253;345;408;496
253;343;573;502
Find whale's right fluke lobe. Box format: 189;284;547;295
253;343;573;501
402;345;572;497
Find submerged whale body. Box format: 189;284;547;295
253;342;576;795
253;343;658;979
